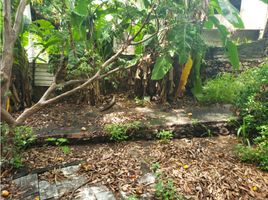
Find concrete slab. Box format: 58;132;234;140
39;180;58;200
13;173;39;199
75;185;116;200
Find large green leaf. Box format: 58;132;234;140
226;40;240;70
168;24;192;64
260;0;268;4
218;0;244;28
209;16;229;44
74;0;88;16
151;56;173;80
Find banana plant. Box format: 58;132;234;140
150;0;244;98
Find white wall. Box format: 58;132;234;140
240;0;268;30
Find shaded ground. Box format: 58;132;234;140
4;136;268;199
15;95;234;140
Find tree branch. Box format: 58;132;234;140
131;9;160;45
59;62;137;88
14;7;153;123
1;107;18;125
129;7;154;42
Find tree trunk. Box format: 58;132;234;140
1;0;27;106
1;29;15;107
1;108;18;125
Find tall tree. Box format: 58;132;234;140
1;0;27;123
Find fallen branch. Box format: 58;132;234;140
99;95;116;112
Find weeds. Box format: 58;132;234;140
104;121;142;141
198;63;268;170
134;96;150;107
156;130;173;142
152;162;184;200
0;123;36;168
45;137;71;154
197;73;242;104
126;195;139;200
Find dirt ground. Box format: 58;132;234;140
11;135;267;199
15;94;230;138
3;96;267;199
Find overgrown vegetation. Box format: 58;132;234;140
1;0;246;125
104;121;142;141
156;130;173;142
198;64;268;170
0;123;36;168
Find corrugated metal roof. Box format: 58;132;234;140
34;63;54;86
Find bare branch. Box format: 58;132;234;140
129;8;154;42
39;42;129;105
59;62;137;88
131;9;160;45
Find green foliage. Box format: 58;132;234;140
226;40;240;70
150;0;243;82
156;130;173;142
126;195;139;200
152;162;161;173
13;126;36;149
235;133;268;171
199;64;268;103
0;123;36;168
217;0;244;28
151;56;173;80
155;179;180;200
191;52;203;97
206;0;243;70
260;0;268;4
234;64;268;170
104;121;142;141
152;163;184;200
134;96;150;107
198;64;268;170
197;73;242;104
45;137;71;154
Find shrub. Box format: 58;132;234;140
198;63;268;170
197;73;242;104
0;123;36;168
235;130;268;171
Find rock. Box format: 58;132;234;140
56;177;87;197
76;185;116;200
13;173;39;199
141;193;154;200
61;165;80;178
81;127;87;131
39;180;58;200
219;127;230;135
138;173;156;185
